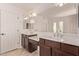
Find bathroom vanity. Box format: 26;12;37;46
21;34;38;52
39;36;79;56
21;30;79;56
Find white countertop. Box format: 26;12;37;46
21;29;37;35
21;30;79;46
39;36;61;42
39;33;79;46
29;36;39;41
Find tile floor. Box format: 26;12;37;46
0;48;39;56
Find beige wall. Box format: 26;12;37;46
33;16;48;32
63;14;78;34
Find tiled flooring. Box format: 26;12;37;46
0;48;39;56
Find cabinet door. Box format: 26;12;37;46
52;49;62;56
61;43;79;55
40;45;51;56
24;36;29;50
21;34;25;48
45;40;60;49
52;49;56;56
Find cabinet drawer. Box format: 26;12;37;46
45;40;60;49
61;43;79;55
28;42;37;52
29;39;38;45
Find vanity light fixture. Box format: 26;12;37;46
24;12;37;20
29;12;37;17
32;12;37;16
55;3;64;7
59;3;64;7
24;17;28;20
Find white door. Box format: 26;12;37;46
0;10;18;54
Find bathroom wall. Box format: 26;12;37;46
63;14;78;34
33;15;49;32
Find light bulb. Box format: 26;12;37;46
59;3;64;7
55;3;64;7
32;13;37;16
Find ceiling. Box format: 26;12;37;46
11;3;55;13
11;3;77;17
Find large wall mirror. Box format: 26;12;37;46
23;3;78;34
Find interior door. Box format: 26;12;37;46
0;10;18;54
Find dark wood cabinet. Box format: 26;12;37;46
21;34;38;53
39;38;79;56
61;51;73;56
40;44;51;56
24;36;29;50
39;38;51;56
45;40;60;49
21;34;26;48
28;39;38;52
39;38;45;45
52;49;72;56
61;43;79;56
52;49;62;56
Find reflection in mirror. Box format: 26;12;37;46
58;21;64;33
53;22;57;33
23;3;78;35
